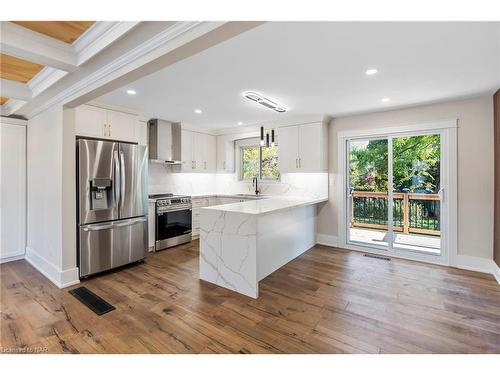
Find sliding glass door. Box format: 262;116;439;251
348;138;390;249
347;132;443;258
390;134;441;254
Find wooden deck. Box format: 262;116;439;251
349;227;441;254
1;240;500;353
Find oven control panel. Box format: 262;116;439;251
156;196;192;214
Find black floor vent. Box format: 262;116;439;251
69;286;115;316
363;254;391;261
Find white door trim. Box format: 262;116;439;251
337;120;458;267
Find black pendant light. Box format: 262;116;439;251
266;132;270;148
271;129;275;147
260;126;265;146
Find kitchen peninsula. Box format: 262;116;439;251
199;196;327;298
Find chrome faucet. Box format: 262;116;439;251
252;177;260;195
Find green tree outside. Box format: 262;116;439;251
349;135;440;193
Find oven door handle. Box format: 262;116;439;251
157;207;192;215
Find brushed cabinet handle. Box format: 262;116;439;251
299;158;301;168
204;161;207;170
295;158;298;168
223;161;226;170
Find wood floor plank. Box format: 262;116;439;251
1;240;499;353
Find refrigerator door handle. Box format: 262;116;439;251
113;149;121;207
82;217;147;231
119;149;126;212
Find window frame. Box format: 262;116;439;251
238;138;280;182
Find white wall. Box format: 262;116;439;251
25;105;79;287
317;95;494;260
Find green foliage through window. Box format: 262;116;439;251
241;145;280;180
349;135;440;193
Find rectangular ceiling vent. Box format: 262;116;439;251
243;91;287;113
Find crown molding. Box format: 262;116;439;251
0;115;27;125
0;78;32;101
1;99;28;117
27;67;68;98
73;21;140;65
26;21;217;119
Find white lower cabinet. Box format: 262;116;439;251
0;120;26;262
191;196;248;238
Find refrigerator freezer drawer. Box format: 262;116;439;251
79;217;148;277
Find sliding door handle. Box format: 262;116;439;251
438;187;445;203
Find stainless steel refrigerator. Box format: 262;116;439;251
77;139;148;278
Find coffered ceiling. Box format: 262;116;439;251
0;21;138;116
11;21;95;44
0;53;44;83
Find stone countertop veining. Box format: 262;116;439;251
200;196;328;216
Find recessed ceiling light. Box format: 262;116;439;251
365;68;378;76
381;97;391;103
243;91;287;113
194;109;202;114
126;89;136;95
237;121;243;125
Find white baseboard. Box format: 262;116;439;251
25;247;80;288
316;233;339;247
316;234;500;285
453;255;500;284
0;253;25;264
492;262;500;284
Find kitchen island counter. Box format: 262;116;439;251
199;196;326;298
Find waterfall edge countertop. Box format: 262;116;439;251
201;196;328;216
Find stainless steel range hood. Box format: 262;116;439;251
148;119;182;164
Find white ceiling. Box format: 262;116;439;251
98;22;500;130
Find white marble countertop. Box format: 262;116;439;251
200;196;328;216
148;193;266;202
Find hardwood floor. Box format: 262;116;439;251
1;241;500;354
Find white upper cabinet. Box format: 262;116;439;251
74;105;108;138
181;130;195;171
278;122;327;173
278;125;300;172
74;105;141;143
216;135;235;172
106;109;138;143
181;130;216;172
201;132;216;172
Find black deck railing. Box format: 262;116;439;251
350;191;440;236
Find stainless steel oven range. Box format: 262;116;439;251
151;194;192;250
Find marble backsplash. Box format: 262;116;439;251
148;163;217;195
148;162;328;198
